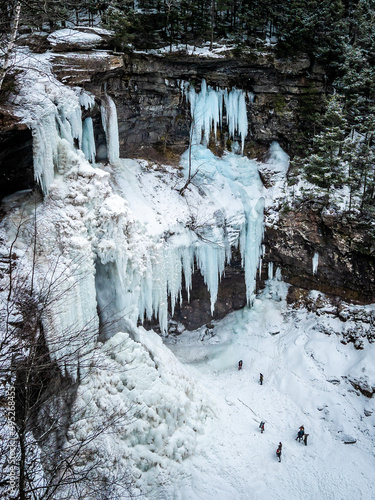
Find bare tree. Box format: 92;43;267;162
0;205;137;499
0;1;21;91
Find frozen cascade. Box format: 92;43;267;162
268;262;274;280
32;88;83;194
101;94;120;163
13;60;270;340
184;79;249;152
12;57;88;195
313;252;319;275
82;117;96;163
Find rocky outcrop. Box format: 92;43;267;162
83;50;324;162
47;27;114;52
47;48;324;163
262;200;375;304
0;111;34;199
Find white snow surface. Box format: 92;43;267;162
135;42;235;58
47;28;106;50
67;279;375;499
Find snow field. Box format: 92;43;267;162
166;282;375;500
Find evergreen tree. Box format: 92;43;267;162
301;94;348;189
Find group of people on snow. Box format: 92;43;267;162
238;360;309;461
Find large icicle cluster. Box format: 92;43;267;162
10;59;267;339
13;56;108;195
184;79;249;152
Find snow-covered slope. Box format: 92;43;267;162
164;280;375;500
64;279;375;499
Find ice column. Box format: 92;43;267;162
101;94;120;163
32;91;83;194
312;252;319;275
82;117;96;163
184;79;249;153
240;198;265;304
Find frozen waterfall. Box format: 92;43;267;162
184;79;249;152
15;60;267;338
82;117;96;163
101;94;120;163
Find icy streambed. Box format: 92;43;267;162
162;282;375;500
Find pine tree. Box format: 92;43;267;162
302;94;348;189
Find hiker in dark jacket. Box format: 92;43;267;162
238;360;243;371
303;434;309;446
296;426;304;442
276;446;282;462
278;442;282;452
259;373;263;385
259;421;265;433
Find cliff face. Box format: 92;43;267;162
263;202;375;304
81;50;325;162
0;111;34;199
1;46;374;330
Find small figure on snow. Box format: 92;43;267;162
259;421;265;433
296;426;305;442
303;434;309;446
276;446;282;462
238;360;243;371
259;373;264;385
278;442;283;452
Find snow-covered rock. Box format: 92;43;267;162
47;27;113;52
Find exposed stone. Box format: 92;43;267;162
349;378;374;398
0;111;34;199
70;49;326;161
50;52;124;86
263;200;375;304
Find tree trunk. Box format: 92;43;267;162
0;1;22;92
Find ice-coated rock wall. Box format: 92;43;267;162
183;79;249;152
8;58;267;349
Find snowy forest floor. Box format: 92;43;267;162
163;282;375;500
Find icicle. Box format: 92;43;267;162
184;80;248;153
312;252;319;275
268;262;274;280
101;94;120;163
32;87;83;194
82;117;96;163
240;197;265;304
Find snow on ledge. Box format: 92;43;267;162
134;42;235;59
48;28;113;51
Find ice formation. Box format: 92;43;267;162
11;61;267;340
101;93;120;163
184;79;249;152
313;252;319;275
82;117;96;163
31;82;83;194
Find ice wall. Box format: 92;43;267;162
13;61;99;195
82;117;96;163
184;79;249;152
13;60;267;339
101;94;120;163
32;87;83;194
